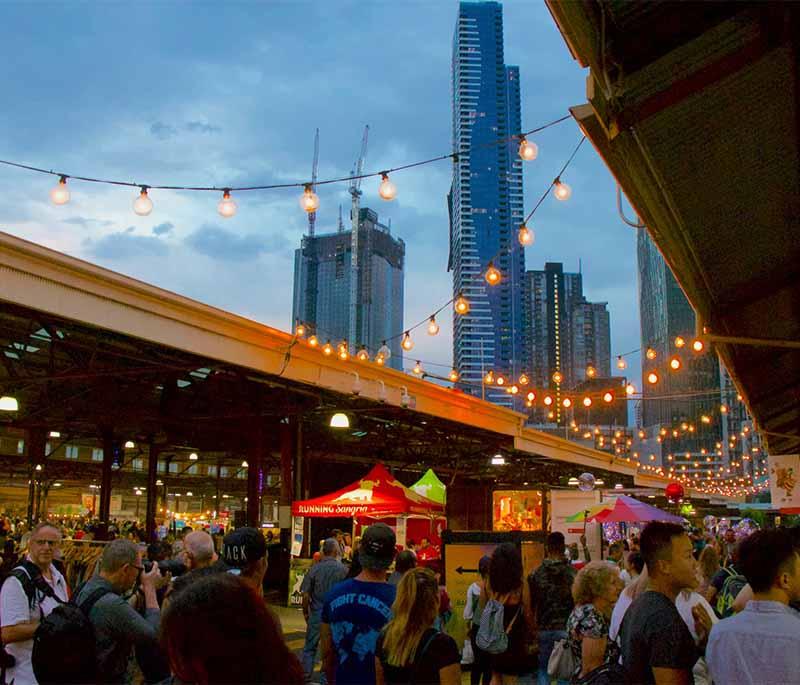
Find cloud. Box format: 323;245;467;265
152;221;174;236
150;121;178;140
62;217;114;228
82;230;169;259
184;224;290;261
184;121;221;134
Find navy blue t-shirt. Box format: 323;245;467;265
321;578;396;685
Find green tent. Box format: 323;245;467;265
411;469;446;505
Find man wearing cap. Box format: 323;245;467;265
301;538;348;682
222;527;268;596
320;523;396;685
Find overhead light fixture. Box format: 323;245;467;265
0;396;18;412
241;460;249;468
330;413;350;429
189;452;198;461
614;483;623;490
156;480;163;486
491;454;505;466
124;440;135;449
568;477;579;486
48;431;61;438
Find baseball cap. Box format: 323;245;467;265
222;527;267;568
359;523;396;570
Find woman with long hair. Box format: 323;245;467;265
376;567;461;685
160;573;303;684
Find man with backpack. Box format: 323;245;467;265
0;522;69;685
74;538;163;683
708;542;746;618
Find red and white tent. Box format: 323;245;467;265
291;464;445;518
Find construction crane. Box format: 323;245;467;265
348;125;369;351
308;128;319;237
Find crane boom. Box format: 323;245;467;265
348;125;369;351
308;128;319;237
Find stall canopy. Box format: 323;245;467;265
411;469;447;505
292;464;445;518
568;496;683;524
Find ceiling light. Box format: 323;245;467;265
124;440;136;449
491;454;505;466
0;396;18;412
330;413;350;429
189;452;198;461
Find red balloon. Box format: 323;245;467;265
665;482;685;503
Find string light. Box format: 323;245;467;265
692;339;705;353
674;336;686;348
377;341;391;361
322;341;334;356
412;360;424;376
552;371;563;384
647;371;659;385
485;262;501;285
217;189;237;218
517;223;534;246
427;316;440;336
616;356;627;370
401;332;414;351
553;177;572;201
586;365;596;378
496;375;506;387
518;373;529;386
449;369;459;382
518;136;538;161
603;392;614;403
583;397;592;407
300;184;319;213
295;322;306;337
50;175;70;205
509;385;519;395
669;356;682;371
646;347;657;360
625;383;635;396
543;395;553;406
307;335;319;348
378;173;397;201
133;186;153;216
337;341;349;361
526;391;536;402
562;397;572;408
484;371;495;385
454;293;470;315
357;348;370;361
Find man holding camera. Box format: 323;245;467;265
75;538;163;684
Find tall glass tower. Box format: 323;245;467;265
449;1;525;407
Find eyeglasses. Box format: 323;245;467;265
32;539;60;547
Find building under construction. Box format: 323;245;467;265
292;207;405;370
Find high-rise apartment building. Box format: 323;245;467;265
449;1;525;407
572;300;611;382
636;227;720;461
292;208;405;370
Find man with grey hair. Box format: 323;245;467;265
167;530;227;600
300;538;347;682
75;538;163;683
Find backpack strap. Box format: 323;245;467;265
76;587;112;617
410;630;439;685
10;561;63;611
505;605;522;634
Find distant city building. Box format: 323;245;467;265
571;300;611;383
636;227;721;465
449;0;525;408
292;208;404;370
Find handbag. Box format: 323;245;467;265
461;638;475;665
547;637;576;680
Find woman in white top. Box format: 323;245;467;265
610;566;717;685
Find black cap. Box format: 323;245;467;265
222;527;267;568
359;523;396;570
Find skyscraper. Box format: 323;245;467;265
449;1;525;407
292;208;405;370
572;300;611;382
637;228;720;461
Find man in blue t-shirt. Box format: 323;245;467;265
321;523;397;685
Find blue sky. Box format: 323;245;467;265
0;0;642;383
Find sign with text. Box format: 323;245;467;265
769;454;800;510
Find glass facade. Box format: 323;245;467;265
293;208;405;370
449;1;525;408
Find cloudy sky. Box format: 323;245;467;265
0;1;642;382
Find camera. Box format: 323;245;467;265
143;559;186;577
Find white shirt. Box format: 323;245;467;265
0;562;69;685
464;581;481;621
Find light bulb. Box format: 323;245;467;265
625;383;635;396
124;440;135;449
295;322;306;337
518;136;538;161
427;316;440;336
50;176;70;205
518;374;529;386
646;347;657;360
674;336;686;348
217;189;237;218
485;262;501;285
517;223;534;246
0;396;19;411
552;371;563;384
692;339;705;353
553;178;572;201
484;371;494;385
586;365;596;378
133;187;153;216
330;413;350;429
241;460;249;468
449;369;459;382
669;357;681;371
378;173;397;201
300;184;320;213
189;453;198;461
308;335;319;348
454;293;470;315
412;361;423;376
377;342;392;360
322;341;334;356
401;332;414;351
647;371;659;384
543;395;553;406
616;356;627;370
563;398;572;408
603;392;614;403
496;375;505;386
338;341;349;361
526;391;536;402
357;348;370;361
583;397;592;407
510;385;519;395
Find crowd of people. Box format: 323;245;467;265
0;516;797;684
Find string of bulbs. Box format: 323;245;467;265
0;114;573;218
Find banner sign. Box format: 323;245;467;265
291;516;304;557
769;455;800;509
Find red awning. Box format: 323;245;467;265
291;464;445;518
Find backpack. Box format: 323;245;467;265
716;567;747;619
7;561;64;612
475;599;520;655
30;586;110;685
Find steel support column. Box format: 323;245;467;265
145;438;159;542
246;421;265;527
98;429;115;525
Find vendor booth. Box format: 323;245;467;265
291;464;446;550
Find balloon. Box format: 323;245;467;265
578;473;596;492
703;515;717;530
717;518;730;533
665;482;685;503
734;518;759;538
